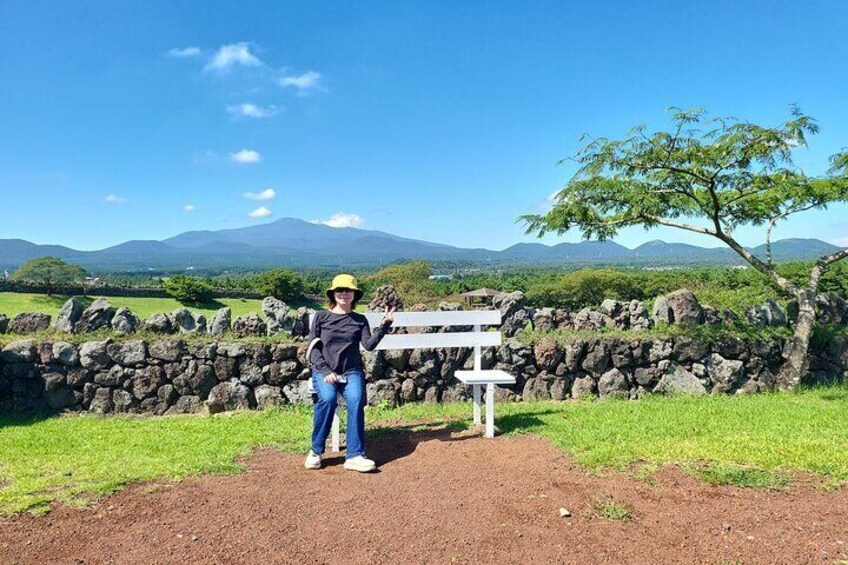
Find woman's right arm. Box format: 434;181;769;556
308;314;334;377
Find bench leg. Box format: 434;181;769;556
331;412;340;453
473;384;482;425
485;383;495;438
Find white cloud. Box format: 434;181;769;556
243;188;276;201
249;206;272;219
105;194;126;203
227;103;280;118
830;237;848;247
184;204;195;212
312;212;364;228
279;71;323;94
168;46;201;58
230;149;262;164
206;42;262;72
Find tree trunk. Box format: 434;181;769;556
777;289;816;390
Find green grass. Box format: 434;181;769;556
590;496;632;521
0;292;273;320
687;463;789;489
1;386;847;515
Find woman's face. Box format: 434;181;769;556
334;288;355;307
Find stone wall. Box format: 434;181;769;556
2;331;847;415
1;288;847;415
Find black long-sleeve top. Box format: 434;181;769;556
308;311;391;377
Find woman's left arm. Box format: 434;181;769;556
361;307;395;351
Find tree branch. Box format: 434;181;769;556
766;201;823;265
712;231;799;295
642;215;716;236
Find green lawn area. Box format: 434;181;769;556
0;292;312;320
2;386;847;515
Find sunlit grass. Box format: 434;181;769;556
1;385;847;515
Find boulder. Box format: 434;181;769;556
666;289;703;326
673;336;709;363
9;312;51;334
367;379;399;407
141;313;174;334
1;340;36;363
45;385;77;410
74;298;115;333
705;353;745;394
745;299;787;327
571;376;597;400
581;339;610;375
52;342;80;366
254;384;286;409
628;300;652;329
493;291;531;337
106;340;148;366
89;387;114;413
232;313;267;338
111;307;140;335
149;339;185;362
207;381;246;413
533;337;562;372
532;308;556;332
816;292;847;325
654;362;706;395
262;297;289;335
572;308;612;331
79;340;112;371
164;395;205;415
367;285;404;312
598;368;629;399
131;366;164;400
209;307;231;337
652;296;672;325
172;308;201;333
53;298;84;333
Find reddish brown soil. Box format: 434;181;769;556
1;424;847;564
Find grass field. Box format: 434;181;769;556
1;386;847;515
0;292;324;320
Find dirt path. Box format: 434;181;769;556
1;424;847;564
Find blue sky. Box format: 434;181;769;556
1;0;847;252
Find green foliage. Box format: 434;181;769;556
162;275;214;305
253;268;307;301
523;107;848;243
10;257;87;295
362;260;436;305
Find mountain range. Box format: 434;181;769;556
0;217;842;273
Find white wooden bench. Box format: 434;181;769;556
308;310;514;451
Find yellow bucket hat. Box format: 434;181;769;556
326;273;363;301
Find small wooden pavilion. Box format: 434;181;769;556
460;288;500;309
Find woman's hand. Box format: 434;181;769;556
383;306;396;326
324;372;339;384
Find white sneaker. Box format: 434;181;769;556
343;455;376;473
304;450;322;470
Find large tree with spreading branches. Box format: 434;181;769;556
521;107;848;390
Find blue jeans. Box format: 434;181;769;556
310;370;367;459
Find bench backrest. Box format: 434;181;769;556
308;310;503;370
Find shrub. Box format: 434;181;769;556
163;275;214;304
254;268;306;301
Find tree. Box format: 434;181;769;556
254;268;306;301
521;107;848;390
363;261;436;305
10;256;87;296
163;275;214;304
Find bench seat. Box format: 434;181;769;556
455;369;516;385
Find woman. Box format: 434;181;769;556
304;274;395;472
